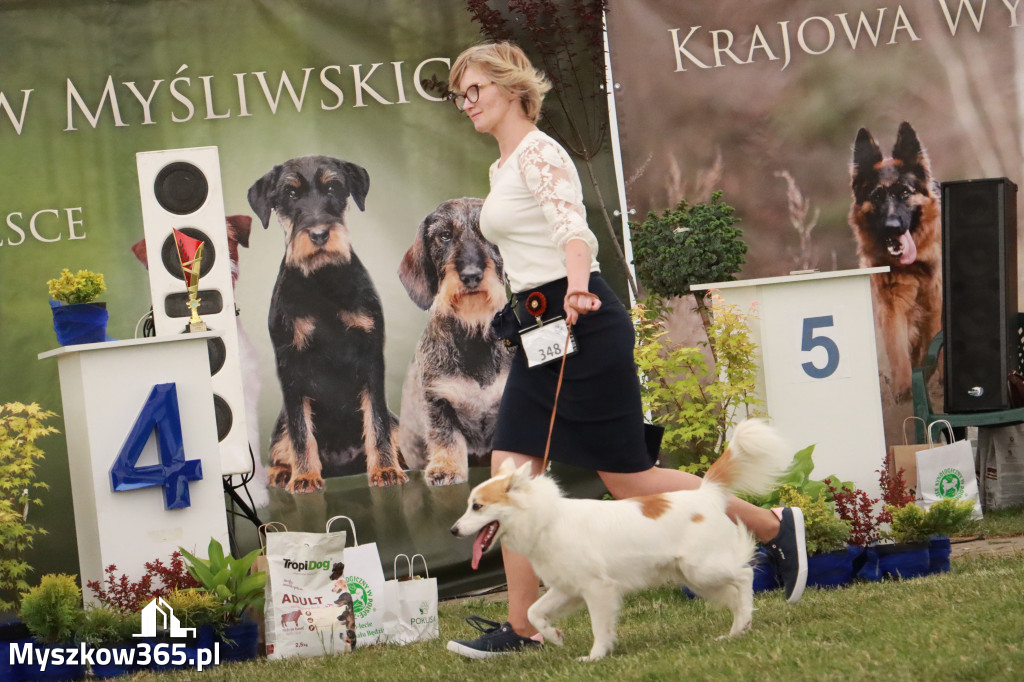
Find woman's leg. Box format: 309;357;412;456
597;466;781;542
492;449;545;637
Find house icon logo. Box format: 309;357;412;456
133;597;196;638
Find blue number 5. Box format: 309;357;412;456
110;383;203;509
801;316;840;379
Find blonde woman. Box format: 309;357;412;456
445;42;807;659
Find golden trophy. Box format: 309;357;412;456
173;228;207;332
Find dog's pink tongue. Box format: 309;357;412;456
471;530;486;570
899;231;917;265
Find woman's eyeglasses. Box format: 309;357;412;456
450;82;492;111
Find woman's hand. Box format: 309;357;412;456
564;290;601;325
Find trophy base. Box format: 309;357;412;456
188;320;208;332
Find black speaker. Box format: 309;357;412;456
941;177;1019;412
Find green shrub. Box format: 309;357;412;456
632;294;762;474
78;605;141;646
0;402;57;611
163;588;219;629
630;191;746;299
46;268;105;304
777;486;851;555
884;499;977;544
20;574;83;644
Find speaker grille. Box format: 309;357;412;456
159;228;217;280
154;162;209;215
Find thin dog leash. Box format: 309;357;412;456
541;290;601;473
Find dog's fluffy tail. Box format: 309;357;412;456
703;419;792;497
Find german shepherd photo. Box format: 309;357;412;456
849;121;942;403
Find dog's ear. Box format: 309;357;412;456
342;161;370;212
891;121;931;184
504;461;534;492
226;215;253;248
130;238;148;269
397;218;438;310
248;165;282;229
497;457;518;478
851;127;882;203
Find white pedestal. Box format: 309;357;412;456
39;334;229;601
693;268;888;496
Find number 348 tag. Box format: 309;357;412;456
520;317;578;368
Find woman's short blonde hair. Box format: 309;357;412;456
449;42;552;123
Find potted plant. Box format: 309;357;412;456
883;498;977;577
179;538;265;662
46;268;109;345
777;486;853;589
18;573;86;681
142;589;219;672
77;606;141;679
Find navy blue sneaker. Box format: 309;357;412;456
764;507;808;604
446;616;542;659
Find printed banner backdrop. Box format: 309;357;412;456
608;1;1023;453
0;0;618;599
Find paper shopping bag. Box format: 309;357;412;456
396;554;438;644
254;521;287;653
917;420;982;519
887;417;930;498
383;554;439;645
326;516;390;647
264;527;354;660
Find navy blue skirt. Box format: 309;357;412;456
490;273;654;473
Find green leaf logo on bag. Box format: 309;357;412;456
935;468;965;499
348;576;374;617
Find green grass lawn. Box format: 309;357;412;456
134;539;1024;681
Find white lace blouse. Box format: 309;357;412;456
479;129;600;292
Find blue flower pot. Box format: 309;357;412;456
218;619;259;662
854;545;882;581
876;542;931;579
806;548;853;589
49;301;109;346
144;625;215;672
928;536;952;575
682;548;779;599
751;547;780;593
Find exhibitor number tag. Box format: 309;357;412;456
520;317;577;368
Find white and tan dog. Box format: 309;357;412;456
450;419;792;661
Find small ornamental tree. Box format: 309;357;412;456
0;402;57;612
632;294;761;471
630;191;746;340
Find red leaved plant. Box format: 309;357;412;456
86;551;200;614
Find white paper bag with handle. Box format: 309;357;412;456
326;515;391;647
386;553;439;645
917;420;983;519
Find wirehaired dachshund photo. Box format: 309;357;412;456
397;198;512;485
248;154;407;492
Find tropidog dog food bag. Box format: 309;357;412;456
264;528;355;659
326;516;390;648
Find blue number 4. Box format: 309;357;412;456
801;316;840;379
110;383;203;509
